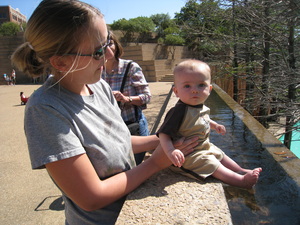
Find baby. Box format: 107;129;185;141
157;59;262;189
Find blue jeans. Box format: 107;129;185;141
134;112;149;165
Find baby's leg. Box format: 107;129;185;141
212;164;262;189
220;154;261;174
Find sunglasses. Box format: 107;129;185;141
66;32;111;60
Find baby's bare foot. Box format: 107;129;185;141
243;168;262;189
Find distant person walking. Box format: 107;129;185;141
11;69;16;85
3;73;7;83
3;73;10;85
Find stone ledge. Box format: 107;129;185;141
116;87;232;224
116;169;232;224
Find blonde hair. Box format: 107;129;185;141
173;59;211;84
11;0;103;78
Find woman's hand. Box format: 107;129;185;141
150;136;198;169
112;91;129;103
173;136;198;156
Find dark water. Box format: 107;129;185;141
206;91;300;225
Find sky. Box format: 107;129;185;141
1;0;187;24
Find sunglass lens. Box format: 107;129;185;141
94;48;104;60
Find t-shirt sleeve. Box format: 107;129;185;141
156;101;187;140
25;104;85;169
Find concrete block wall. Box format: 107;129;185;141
0;32;30;85
123;43;193;82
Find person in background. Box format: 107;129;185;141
11;69;16;85
157;59;262;189
3;73;10;85
3;73;7;84
11;1;197;224
102;31;151;165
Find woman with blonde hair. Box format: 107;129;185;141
11;0;197;224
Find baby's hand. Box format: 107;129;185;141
169;149;185;167
215;124;226;135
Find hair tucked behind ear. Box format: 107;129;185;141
11;0;103;78
11;42;47;77
110;31;123;61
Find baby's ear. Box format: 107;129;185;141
173;85;179;97
209;85;213;93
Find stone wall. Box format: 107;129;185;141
0;32;32;85
122;43;193;82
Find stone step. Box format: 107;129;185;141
159;74;174;82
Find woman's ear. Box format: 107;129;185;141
49;55;71;72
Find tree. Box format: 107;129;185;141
130;17;156;43
110;18;136;43
110;17;155;44
283;0;299;149
221;0;299;147
175;0;232;61
150;13;174;39
0;22;20;36
175;0;299;149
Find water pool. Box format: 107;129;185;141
206;90;300;225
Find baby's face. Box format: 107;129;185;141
173;70;212;106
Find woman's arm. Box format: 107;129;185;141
112;91;146;106
46;136;198;212
112;61;151;106
130;135;198;155
131;135;159;154
130;62;151;106
46;150;163;212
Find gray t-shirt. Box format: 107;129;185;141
25;76;135;224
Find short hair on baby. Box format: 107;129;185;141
173;59;211;81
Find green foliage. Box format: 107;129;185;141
164;26;180;36
157;37;164;44
150;13;175;38
174;0;232;60
110;17;155;33
150;13;171;29
0;22;21;36
130;16;155;33
110;18;132;32
110;17;155;43
110;0;299;143
164;34;185;46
